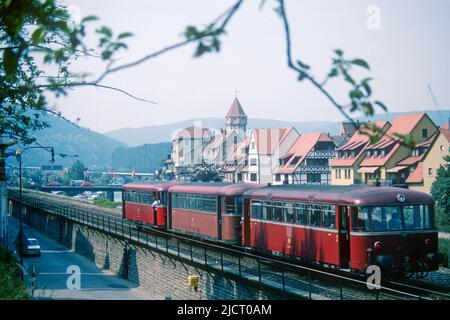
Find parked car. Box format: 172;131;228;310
70;180;85;187
80;181;93;187
47;181;62;186
18;238;41;257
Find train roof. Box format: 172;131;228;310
123;181;182;192
243;184;434;206
168;182;262;196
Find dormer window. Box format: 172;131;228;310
422;128;428;138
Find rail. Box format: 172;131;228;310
7;188;436;300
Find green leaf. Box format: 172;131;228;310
402;134;416;149
349;89;364;100
374;100;388;112
369;134;381;144
350;58;370;70
97;26;112;38
341;67;356;86
31;27;46;45
3;48;20;76
297;72;307;82
296;60;310;70
185;26;198;39
360;77;372;96
328;68;338;78
334;49;344;57
82;15;99;23
117;32;133;40
361;102;374;116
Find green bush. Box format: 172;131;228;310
93;197;121;209
439;238;450;268
0;246;29;300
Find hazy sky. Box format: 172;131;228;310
53;0;450;133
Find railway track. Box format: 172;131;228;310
7;188;450;300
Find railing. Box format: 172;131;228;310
306;150;335;159
7;188;430;301
363;179;408;188
298;166;331;174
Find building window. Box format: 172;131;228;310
307;173;321;183
422;129;428;138
250;173;257;182
275;174;281;182
251;142;256;149
428;168;433;176
344;169;350;179
250;158;257;166
336;169;341;179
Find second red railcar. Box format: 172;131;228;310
167;182;260;244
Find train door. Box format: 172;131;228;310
242;199;251;246
338;206;350;268
217;196;222;241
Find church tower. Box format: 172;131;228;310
225;97;247;137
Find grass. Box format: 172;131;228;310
0;246;29;300
92;197;121;209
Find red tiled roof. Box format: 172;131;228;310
175;126;211;140
441;128;450;143
397;154;424;166
253;128;290;155
405;162;423;184
226;98;247;118
360;113;429;167
331;121;390;167
274;133;332;174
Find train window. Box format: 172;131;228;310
252;201;262;219
262;204;273;220
272;206;283;222
225;196;243;216
321;205;336;229
159;192;167;206
371;206;402;231
353;208;370;231
294;204;308;225
403;205;432;230
172;193;217;213
309;205;321;227
284;204;295;223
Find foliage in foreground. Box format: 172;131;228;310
0;246;29;300
431;155;450;227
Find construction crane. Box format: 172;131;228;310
427;85;445;126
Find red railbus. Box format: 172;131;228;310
242;185;443;275
122;181;180;228
167;183;261;244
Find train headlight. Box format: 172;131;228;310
396;194;406;203
425;238;431;245
374;241;383;250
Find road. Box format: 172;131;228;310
7;217;157;300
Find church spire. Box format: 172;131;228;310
225;97;247;135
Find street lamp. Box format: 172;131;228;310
15;146;55;271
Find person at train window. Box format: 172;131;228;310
387;210;402;230
354;208;370;231
152;198;159;210
371;208;387;231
